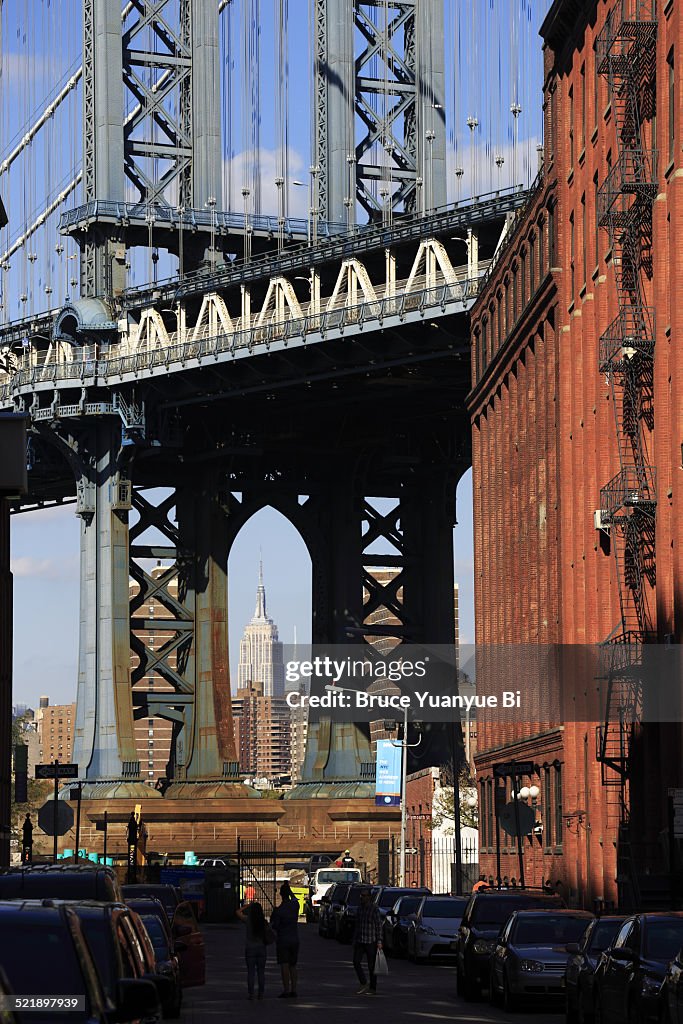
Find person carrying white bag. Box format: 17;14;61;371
352;888;383;995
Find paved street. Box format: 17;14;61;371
181;921;565;1023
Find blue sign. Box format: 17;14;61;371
375;739;401;806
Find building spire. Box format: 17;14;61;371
254;554;267;619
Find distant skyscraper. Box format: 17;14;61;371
237;561;285;697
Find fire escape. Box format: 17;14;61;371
595;0;657;820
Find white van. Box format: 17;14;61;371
307;867;362;920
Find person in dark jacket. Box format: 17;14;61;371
352;888;382;995
236;901;271;999
270;882;300;998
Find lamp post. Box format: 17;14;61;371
241;186;252;264
309;164;320;246
425;129;435;214
206;196;217;271
324;684;419;885
275;176;285;253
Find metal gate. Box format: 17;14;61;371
237;838;277;911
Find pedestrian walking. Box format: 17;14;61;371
270;881;300;998
351;888;382;996
472;873;488;892
236;901;273;1000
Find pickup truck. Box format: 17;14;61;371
305;867;363;922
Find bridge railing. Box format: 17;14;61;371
0;277;483;399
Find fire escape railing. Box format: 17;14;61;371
595;0;657;813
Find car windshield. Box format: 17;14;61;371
141;915;170;958
644;920;683;960
332;885;350;902
123;886;177;916
76;915;116;996
346;888;369;907
472;896;562;926
317;871;359;884
589;920;623;953
422;899;468;918
395;897;422;915
380;889;419;909
1;920;92;1022
513;916;591;945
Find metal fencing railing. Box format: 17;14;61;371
0;279;480;403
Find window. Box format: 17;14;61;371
669;48;675;164
520;249;526;305
594;172;600;268
482;318;489;374
487;779;494;850
570;211;575;299
580;62;586;149
529;234;535;294
569;86;574;167
593;40;599;130
581;193;587;286
554;763;563;847
512;264;518;322
543;768;553;848
548;204;555;267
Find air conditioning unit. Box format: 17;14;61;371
594;509;610;532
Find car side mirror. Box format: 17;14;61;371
174;923;193;936
175;941;189;953
113;978;160;1023
566;942;580;954
612;947;636;962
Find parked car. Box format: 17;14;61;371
455;889;566;999
406;895;469;962
0;900;158;1024
0;968;18;1024
373;886;431;921
565;916;625;1024
336;884;376;943
121;886;180;923
488;909;594;1011
122;891;205;988
318;883;350;938
593;912;683;1024
305;868;363;922
137;913;182;1018
382;895;425;956
0;865;121;902
662;945;683;1024
48;901;172;1021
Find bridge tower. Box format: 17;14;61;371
72;0;222;299
314;0;447;224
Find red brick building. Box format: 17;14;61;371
468;0;683;908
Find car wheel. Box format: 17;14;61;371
503;972;518;1013
488;973;502;1007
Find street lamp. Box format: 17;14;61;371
206;196;217;271
241;186;252;264
275;176;285;253
425;129;435;213
324;683;420;886
308;164;320;246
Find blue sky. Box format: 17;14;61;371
10;471;474;708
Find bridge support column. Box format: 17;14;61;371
72;423;147;794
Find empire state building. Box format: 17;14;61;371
236;562;285;697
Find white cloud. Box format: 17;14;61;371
11;556;78;582
224;147;309;218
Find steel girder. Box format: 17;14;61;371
315;0;446;224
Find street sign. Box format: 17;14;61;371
498;801;535;838
38;799;74;837
494;761;535;777
403;847;418;855
35;763;79;780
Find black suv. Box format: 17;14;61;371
0;865;121;902
336;885;382;944
455;890;565;999
318;883;351;939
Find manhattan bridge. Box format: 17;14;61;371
0;0;549;798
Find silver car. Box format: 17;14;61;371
489;909;594;1011
406;896;469;961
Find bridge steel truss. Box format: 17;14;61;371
594;0;657;820
314;0;446;224
0;197;517;794
77;0;222;297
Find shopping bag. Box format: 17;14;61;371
375;948;389;975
